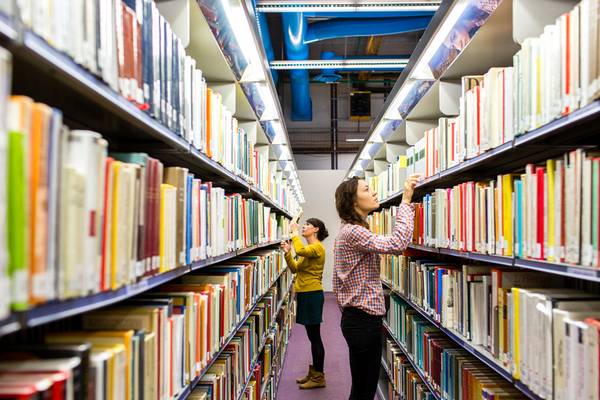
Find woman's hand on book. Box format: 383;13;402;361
280;240;292;254
290;222;299;236
402;174;421;204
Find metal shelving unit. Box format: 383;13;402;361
0;12;294;218
0;240;282;336
382;320;441;400
407;244;600;283
174;267;293;400
382;280;544;400
378;100;600;208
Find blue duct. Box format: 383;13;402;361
282;12;312;121
280;13;433;120
305;16;433;43
302;11;435;18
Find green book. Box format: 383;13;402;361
8;130;28;310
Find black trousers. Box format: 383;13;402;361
305;324;325;372
341;307;383;400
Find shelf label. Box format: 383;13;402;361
567;267;598;278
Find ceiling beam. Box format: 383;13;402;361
256;0;441;12
270;58;409;70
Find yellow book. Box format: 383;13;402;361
47;334;130;400
547;159;556;261
160;184;170;272
82;307;161;400
511;287;521;380
502;175;513;256
110;161;122;289
91;345;125;400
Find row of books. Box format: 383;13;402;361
0;4;299;212
0;250;290;400
387;293;528;400
0;78;292;317
369;147;600;269
367;0;600;201
514;0;600;135
188;278;292;400
383;338;435;400
382;255;600;400
367;155;408;202
257;292;294;400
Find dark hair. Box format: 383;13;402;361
306;218;329;241
335;177;369;228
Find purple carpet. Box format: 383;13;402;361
277;292;351;400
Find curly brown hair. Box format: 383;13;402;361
335;177;369;228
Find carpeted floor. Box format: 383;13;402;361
276;292;352;400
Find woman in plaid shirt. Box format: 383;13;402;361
333;174;419;400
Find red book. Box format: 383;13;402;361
155;161;164;272
460;184;465;251
447;189;451;246
471;182;476;252
536;167;545;260
122;4;133;100
219;284;226;339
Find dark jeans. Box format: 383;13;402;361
341;307;383;400
305;324;325;372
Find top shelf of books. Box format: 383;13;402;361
347;0;597;188
0;0;302;215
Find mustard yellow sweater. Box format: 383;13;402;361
284;235;325;292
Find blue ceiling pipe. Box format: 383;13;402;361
302;11;435;18
305;16;433;43
282;12;312;121
282;13;432;120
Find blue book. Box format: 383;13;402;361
141;0;154;115
515;179;523;258
186;175;193;264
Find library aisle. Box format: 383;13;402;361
276;293;351;400
4;0;600;399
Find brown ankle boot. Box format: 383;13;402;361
299;371;326;389
296;365;315;384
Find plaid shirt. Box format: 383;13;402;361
333;203;415;316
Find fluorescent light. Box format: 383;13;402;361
346;138;365;142
410;0;470;80
258;83;279;121
270;120;287;144
383;80;415;119
219;0;267;82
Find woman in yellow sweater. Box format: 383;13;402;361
281;218;328;390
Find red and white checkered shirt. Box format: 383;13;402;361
333;203;415;316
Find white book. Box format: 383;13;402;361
565;319;588;400
582;155;593;266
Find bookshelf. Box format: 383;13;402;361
172;266;293;400
376;99;600;208
382;280;544;400
382;320;440;400
408;243;600;282
0;5;300;217
11;240;280;331
0;1;300;398
342;0;600;398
